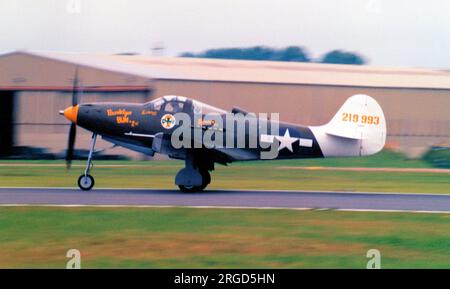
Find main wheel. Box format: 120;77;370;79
178;170;210;192
78;174;95;191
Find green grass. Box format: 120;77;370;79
0;150;448;193
0;207;449;268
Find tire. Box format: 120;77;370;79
78;174;95;191
177;168;210;193
178;185;199;193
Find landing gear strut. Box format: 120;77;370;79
78;133;97;191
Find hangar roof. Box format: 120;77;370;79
1;50;450;90
0;51;153;91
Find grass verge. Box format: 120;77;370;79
0;206;448;268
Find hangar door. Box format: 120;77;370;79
0;91;15;156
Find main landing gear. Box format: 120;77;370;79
175;153;212;193
77;133;97;191
177;169;210;193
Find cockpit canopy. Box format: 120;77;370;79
145;95;226;114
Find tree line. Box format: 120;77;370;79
180;46;366;65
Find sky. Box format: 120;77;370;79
1;0;450;68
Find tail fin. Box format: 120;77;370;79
310;94;386;157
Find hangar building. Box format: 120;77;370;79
0;51;449;158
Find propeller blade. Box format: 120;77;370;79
72;67;79;106
64;67;81;169
65;123;76;169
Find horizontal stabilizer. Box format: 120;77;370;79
325;130;367;140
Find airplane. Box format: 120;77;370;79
60;77;386;192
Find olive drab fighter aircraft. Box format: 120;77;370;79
60;76;386;192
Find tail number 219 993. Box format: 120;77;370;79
342;113;380;125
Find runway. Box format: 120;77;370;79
1;188;450;213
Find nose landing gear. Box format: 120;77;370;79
78;174;95;191
78;133;97;191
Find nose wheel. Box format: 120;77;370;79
77;133;97;191
78;174;95;191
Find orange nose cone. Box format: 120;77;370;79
63;105;79;123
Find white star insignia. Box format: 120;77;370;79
275;129;297;152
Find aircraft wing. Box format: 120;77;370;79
151;131;260;163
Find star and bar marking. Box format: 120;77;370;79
261;129;313;152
